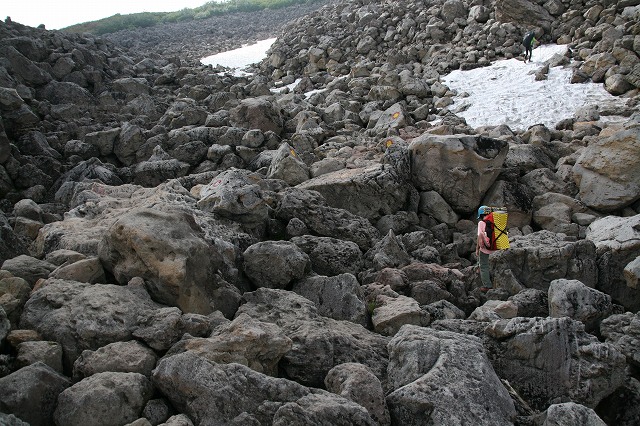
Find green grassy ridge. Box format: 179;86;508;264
63;0;319;35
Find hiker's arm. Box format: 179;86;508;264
477;224;488;253
478;228;490;250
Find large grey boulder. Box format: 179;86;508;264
364;229;412;271
298;163;411;221
16;131;61;159
197;168;270;228
64;139;100;160
54;372;153;426
325;363;391;426
0;212;27;265
237;288;389;388
0;362;71;426
504;143;554;174
0;413;29;426
84;128;120;157
15;340;63;373
136;309;211;350
48;257;106;284
531;192;595;236
159;99;208;128
2;104;39;147
409;134;509;214
114;122;145;166
491;230;597;292
73;341;158;380
292;273;367;326
486;316;626;410
112;77;151;97
600;311;640;369
469;300;518;322
0;306;9;343
39;182;246;303
441;0;468;24
153;351;375;425
520;168;578;198
229;96;284;134
40;182;173;256
573;126;640;211
586;214;640;312
19;279;162;369
98;207;231;315
469;4;490;22
1;45;51;85
495;0;554;28
142;398;171;426
0;116;14;164
53;158;123;203
276;187;380;250
418;190;459;226
373;103;410;131
1;254;56;287
372;295;430;336
542;402;606;426
159;414;194;426
400;262;468;308
507;288;549;318
13;199;43;222
548;279;613;331
594;375;640;426
164;313;292;376
131;307;187;351
133;147;191;187
267;142;310;185
243;240;310;289
386;325;516;425
625;256;640;289
290;235;363;277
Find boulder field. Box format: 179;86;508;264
0;0;639;425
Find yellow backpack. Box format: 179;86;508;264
483;207;510;250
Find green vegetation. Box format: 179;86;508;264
64;0;321;35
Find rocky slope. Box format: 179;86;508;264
103;1;334;63
0;0;639;425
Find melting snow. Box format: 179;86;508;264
441;44;627;131
201;38;277;76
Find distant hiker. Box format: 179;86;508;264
476;205;494;292
523;31;537;63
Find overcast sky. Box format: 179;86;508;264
3;0;213;30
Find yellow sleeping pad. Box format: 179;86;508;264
492;210;510;250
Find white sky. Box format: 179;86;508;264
3;0;214;30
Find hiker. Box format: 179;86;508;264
523;31;537;63
476;205;494;292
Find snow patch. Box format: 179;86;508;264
201;38;277;76
441;44;626;130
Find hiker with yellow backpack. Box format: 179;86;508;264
476;206;510;292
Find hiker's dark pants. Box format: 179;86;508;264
478;252;492;287
525;45;533;61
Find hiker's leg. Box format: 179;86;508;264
479;252;492;288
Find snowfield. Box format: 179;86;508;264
441;44;628;130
